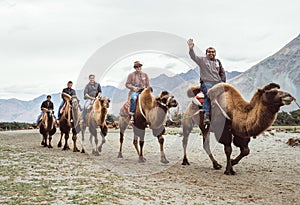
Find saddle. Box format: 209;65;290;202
119;99;130;118
192;91;204;107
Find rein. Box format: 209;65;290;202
294;97;300;109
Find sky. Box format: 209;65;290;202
0;0;299;100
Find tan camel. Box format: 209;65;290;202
118;88;178;163
183;83;294;174
81;94;110;156
207;82;294;175
39;108;56;148
57;93;81;152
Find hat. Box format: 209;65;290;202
133;61;143;68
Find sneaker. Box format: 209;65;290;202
79;119;84;125
203;114;210;125
129;116;134;124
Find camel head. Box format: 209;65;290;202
97;95;110;109
258;83;294;106
155;91;178;109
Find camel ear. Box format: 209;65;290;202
263;83;280;91
161;91;169;96
258;88;264;95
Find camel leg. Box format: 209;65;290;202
158;135;169;164
223;144;235;175
231;137;251;166
133;137;140;156
182;133;190;165
182;120;193;165
138;139;146;163
58;133;63;148
118;119;129;158
98;125;107;153
63;133;70;150
72;134;80;152
48;134;53;148
41;134;45;146
202;132;222;170
43;134;47;147
118;131;125;158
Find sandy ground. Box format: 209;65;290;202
0;128;299;204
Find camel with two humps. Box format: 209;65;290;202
118;87;178;163
39;108;56;148
81;94;110;156
207;82;294;175
57;93;81;152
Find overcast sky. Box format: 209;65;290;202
0;0;299;100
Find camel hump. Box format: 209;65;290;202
207;83;232;100
187;85;201;98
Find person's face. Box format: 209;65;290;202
89;76;95;84
67;83;73;88
206;48;216;60
135;65;142;72
47;97;51;102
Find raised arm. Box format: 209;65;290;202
187;38;201;65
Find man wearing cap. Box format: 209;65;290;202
57;81;76;122
125;61;150;122
36;95;55;127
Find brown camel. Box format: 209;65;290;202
57;93;81;152
181;85;222;170
39;108;56;148
205;82;294;175
118;87;178;163
81;94;110;156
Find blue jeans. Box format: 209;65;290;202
57;101;64;119
81;99;92;120
129;91;141;115
200;81;220;115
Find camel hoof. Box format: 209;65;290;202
98;146;102;153
57;142;62;148
81;149;85;153
73;148;80;152
118;152;123;158
41;141;45;146
213;162;222;170
63;146;70;150
161;158;169;164
224;169;236;175
139;156;146;163
48;145;53;148
182;158;190;166
92;150;100;156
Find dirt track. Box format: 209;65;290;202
0;128;299;204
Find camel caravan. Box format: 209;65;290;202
37;80;295;175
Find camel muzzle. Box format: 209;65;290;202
282;95;294;105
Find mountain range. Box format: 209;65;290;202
1;33;299;122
